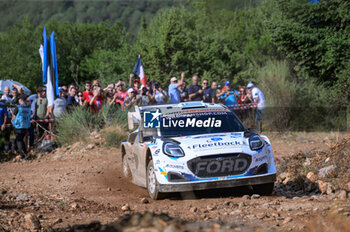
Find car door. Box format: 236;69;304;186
132;132;146;181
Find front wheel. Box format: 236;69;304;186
252;182;274;196
146;160;164;200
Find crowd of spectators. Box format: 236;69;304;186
0;73;265;160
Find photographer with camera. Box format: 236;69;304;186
218;81;239;108
152;82;168;104
89;85;104;114
139;87;154;106
124;88;137;110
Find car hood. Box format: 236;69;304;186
168;132;250;156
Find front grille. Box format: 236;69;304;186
187;153;251;178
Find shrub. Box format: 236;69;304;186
55;105;129;147
100;103;128;130
255;60;346;132
102;123;128;147
55;107;104;145
101;106;129;147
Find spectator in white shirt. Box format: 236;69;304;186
247;81;265;132
1;86;12;103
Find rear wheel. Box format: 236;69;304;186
252;182;274;196
146;160;164;200
122;154;131;179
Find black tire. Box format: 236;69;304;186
252;182;274;196
146;160;165;200
122;154;131;179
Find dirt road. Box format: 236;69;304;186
0;132;349;231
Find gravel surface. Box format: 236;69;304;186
0;132;349;231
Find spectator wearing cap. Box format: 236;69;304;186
124;88;137;110
0;91;10;151
145;81;153;96
247;81;265;132
35;87;48;120
133;79;141;94
11;95;31;159
35;87;49;141
217;84;222;93
53;87;67;118
188;75;203;101
1;86;12;103
203;81;218;103
168;73;184;103
152;82;168;104
218;81;239;108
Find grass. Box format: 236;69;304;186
55;105;129;147
255;60;347;132
55;107;105;146
102;123;128;147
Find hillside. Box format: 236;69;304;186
0;0;261;35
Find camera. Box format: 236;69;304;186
142;87;148;95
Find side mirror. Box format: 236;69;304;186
128;112;140;131
244;128;258;138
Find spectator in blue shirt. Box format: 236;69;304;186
66;85;78;112
168;72;184;103
0;91;10;151
218;81;239;108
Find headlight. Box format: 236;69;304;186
249;134;264;151
163;142;185;157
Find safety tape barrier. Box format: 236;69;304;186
3;118;55;128
226;103;264;109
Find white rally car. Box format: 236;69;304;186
121;102;276;199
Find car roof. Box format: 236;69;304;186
138;101;228;113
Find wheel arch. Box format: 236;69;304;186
145;148;153;169
121;143;126;157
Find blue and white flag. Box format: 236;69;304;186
49;32;59;97
39;44;54;107
42;27;48;83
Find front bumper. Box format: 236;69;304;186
158;173;276;192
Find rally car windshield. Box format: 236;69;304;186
160;111;245;137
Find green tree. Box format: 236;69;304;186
267;0;350;87
133;4;274;86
